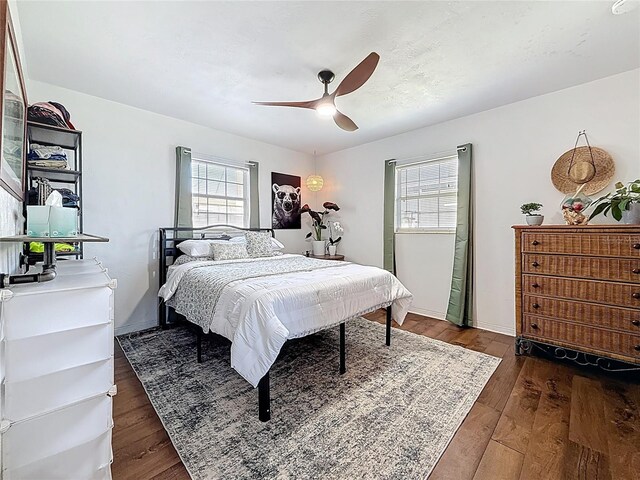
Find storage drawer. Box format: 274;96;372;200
3;428;112;480
523;254;640;283
522;274;640;308
522;315;640;361
522;232;640;258
3;323;114;383
1;394;113;472
523;295;640;333
3;357;114;422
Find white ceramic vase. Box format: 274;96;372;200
312;240;326;256
622;203;640;225
525;214;544;226
328;245;337;256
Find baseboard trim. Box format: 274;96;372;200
408;307;447;321
115;320;157;336
474;320;515;337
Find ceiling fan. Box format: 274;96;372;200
253;52;380;132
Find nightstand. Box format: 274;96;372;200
308;254;345;261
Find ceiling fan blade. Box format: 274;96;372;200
334;110;358;131
252;99;319;109
333;52;380;97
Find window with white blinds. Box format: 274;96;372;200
395;155;458;232
191;159;249;228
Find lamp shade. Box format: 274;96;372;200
306;174;324;192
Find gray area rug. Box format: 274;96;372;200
118;318;500;480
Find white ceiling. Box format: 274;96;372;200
18;1;640;155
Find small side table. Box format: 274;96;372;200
308;254;345;261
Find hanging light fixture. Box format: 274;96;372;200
306;150;324;192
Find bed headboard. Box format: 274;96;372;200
157;224;274;327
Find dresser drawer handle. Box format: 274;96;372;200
532;283;540;288
633;293;640;299
532;303;540;309
633;268;640;274
532;261;540;267
634;243;640;250
532;240;539;246
531;323;539;330
635;345;640;352
632;320;640;327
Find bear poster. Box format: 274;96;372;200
271;172;301;229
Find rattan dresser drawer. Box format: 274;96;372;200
522;315;640;361
522;274;640;308
522;254;640;283
523;295;640;333
522;232;640;258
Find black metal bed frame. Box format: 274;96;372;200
158;224;393;422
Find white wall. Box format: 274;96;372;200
318;69;640;335
28;80;314;334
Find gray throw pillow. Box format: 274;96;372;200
245;231;276;258
210;242;249;261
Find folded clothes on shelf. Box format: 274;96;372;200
28;143;68;160
27;187;79;208
27;159;68;169
29;242;77;253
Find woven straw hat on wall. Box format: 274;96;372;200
551;145;615;195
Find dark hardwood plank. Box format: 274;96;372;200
472;440;523;480
491;358;542;454
518;360;573;479
569;376;609;453
476;343;526;412
429;403;501;480
564;441;612;480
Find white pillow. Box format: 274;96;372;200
210;242;249;261
177;239;229;257
229;235;284;249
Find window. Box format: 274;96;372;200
191;159;249;228
395;155;458;232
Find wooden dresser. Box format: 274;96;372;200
513;225;640;367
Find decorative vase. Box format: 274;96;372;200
328;245;337;256
622;203;640;225
525;215;544;226
312;240;326;256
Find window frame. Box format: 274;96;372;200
394;154;458;234
190;158;250;228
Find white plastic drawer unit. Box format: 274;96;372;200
0;258;116;480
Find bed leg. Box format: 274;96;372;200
196;329;203;363
258;372;271;422
159;301;167;329
340;322;346;374
386;306;392;346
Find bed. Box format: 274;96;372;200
157;225;412;421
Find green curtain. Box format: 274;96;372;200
446;143;473;326
249;162;260;228
175;146;192;233
383;159;396;273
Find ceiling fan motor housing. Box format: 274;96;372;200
317;70;335;84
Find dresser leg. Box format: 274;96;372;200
515;337;522;356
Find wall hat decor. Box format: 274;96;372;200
551;130;615;196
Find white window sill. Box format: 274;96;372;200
395;229;456;235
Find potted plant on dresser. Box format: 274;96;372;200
301;202;340;256
520;202;544;226
589;179;640;224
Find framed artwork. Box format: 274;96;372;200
271;172;301;229
0;4;27;201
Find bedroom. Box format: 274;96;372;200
0;0;639;479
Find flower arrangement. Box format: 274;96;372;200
300;202;340;241
328;221;343;247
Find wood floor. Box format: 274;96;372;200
112;311;640;480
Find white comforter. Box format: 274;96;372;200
159;254;412;387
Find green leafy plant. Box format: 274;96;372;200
520;202;543;215
589;179;640;221
301;202;340;241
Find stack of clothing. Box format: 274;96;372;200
27;187;79;208
27;143;68;169
27;101;75;130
